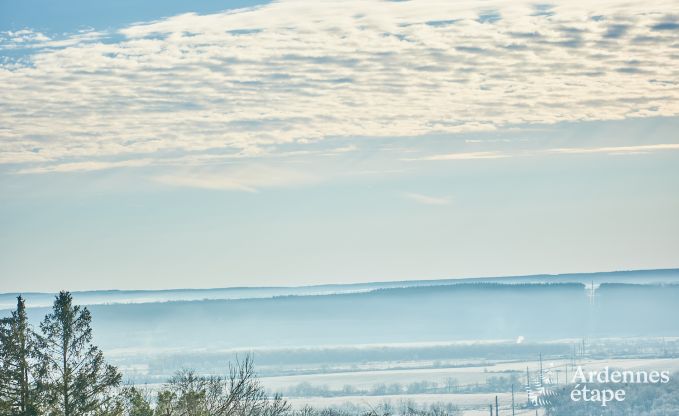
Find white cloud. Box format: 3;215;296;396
17;159;155;174
407;151;509;161
0;29;104;51
548;143;679;155
154;164;320;192
403;192;452;206
1;0;678;173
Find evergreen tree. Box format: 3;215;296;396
0;296;39;415
121;387;153;416
37;291;122;416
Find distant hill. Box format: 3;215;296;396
2;268;677;310
12;281;679;352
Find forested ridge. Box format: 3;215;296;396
14;283;677;351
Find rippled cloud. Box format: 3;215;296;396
1;0;678;174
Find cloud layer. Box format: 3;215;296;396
403;192;451;206
1;0;678;172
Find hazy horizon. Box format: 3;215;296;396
2;266;679;294
4;266;679;294
3;268;678;310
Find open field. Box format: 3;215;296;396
130;352;679;416
260;357;679;392
262;356;679;415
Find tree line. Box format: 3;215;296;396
284;374;521;398
0;292;290;416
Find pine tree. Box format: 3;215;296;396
37;291;122;416
0;296;39;415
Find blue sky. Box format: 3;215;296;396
0;0;268;33
1;0;678;292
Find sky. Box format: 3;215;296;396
1;0;678;293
